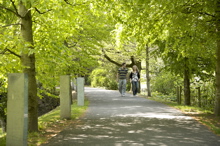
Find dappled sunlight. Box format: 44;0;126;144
42;116;220;145
115;113;193;119
85;87;113;92
42;88;220;146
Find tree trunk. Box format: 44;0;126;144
215;0;220;116
19;2;38;132
136;61;142;93
177;86;180;104
198;87;201;108
146;45;151;97
179;86;182;104
184;58;191;105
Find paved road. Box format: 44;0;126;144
43;87;220;146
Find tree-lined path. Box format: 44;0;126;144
42;87;220;146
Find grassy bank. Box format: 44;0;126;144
0;100;89;146
145;95;220;136
0;132;6;146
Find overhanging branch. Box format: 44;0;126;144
0;5;22;18
103;53;121;67
198;12;215;18
0;23;21;27
64;0;86;6
34;7;53;14
0;0;23;18
0;48;21;58
10;0;20;16
102;49;135;67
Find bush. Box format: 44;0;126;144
90;67;119;90
106;80;118;90
151;71;181;95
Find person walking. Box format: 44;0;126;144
130;65;140;96
117;63;128;96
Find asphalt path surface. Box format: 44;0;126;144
42;87;220;146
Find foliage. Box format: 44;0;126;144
191;79;216;111
151;75;216;112
0;0;109;92
90;66;118;90
0;0;113;131
151;70;182;95
93;0;219;112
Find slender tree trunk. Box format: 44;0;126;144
198;87;201;108
177;86;180;104
146;45;151;97
215;0;220;116
179;86;182;104
184;58;191;105
136;61;142;93
19;2;38;132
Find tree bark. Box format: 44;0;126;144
146;45;151;97
198;87;201;108
215;0;220;116
184;58;191;105
179;86;182;104
18;2;38;132
177;86;180;104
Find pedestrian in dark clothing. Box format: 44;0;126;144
117;63;128;96
130;65;140;96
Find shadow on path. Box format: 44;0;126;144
42;87;220;146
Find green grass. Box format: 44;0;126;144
0;100;89;146
29;100;89;145
146;95;220;135
0;132;6;146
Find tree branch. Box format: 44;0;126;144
64;0;86;6
10;0;20;15
34;7;53;14
0;23;21;27
0;5;22;18
0;48;21;58
102;49;121;66
0;0;23;18
64;40;77;48
102;49;136;67
198;12;215;18
0;48;7;55
103;53;121;67
7;49;21;58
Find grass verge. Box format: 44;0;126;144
146;96;220;136
0;133;6;146
0;100;89;146
28;100;89;146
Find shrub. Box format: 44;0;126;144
90;67;118;90
151;71;181;95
